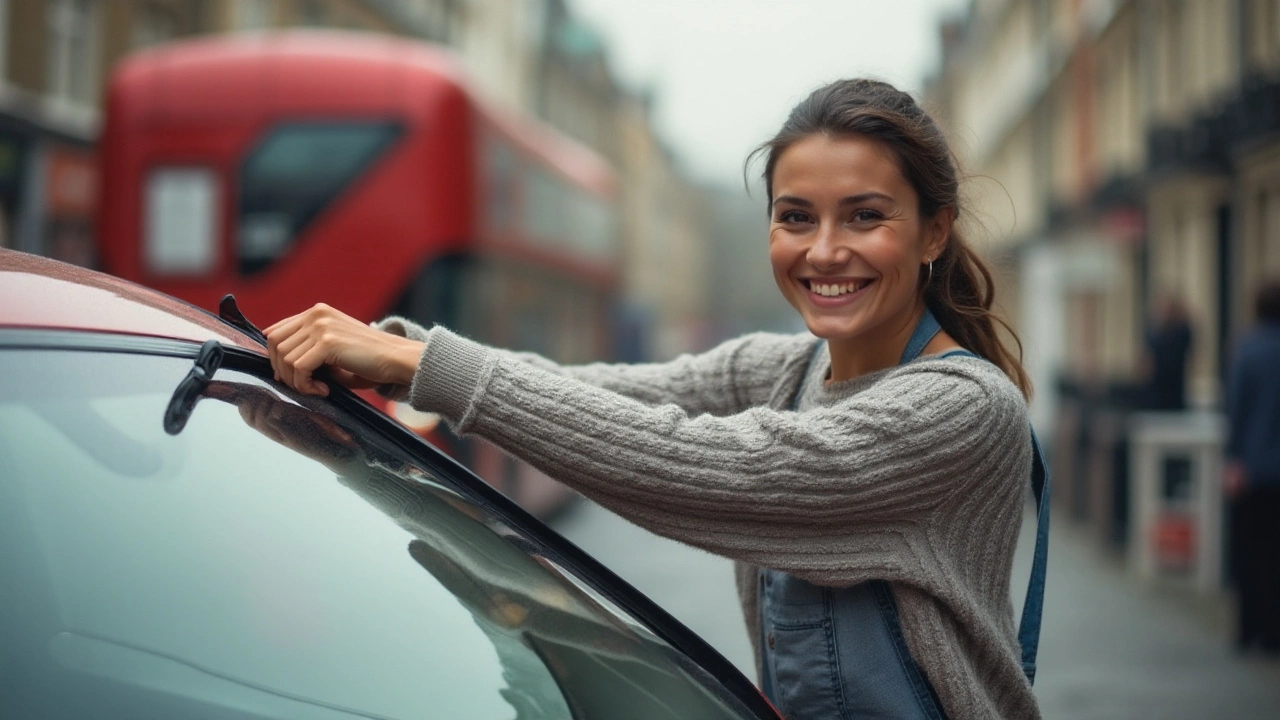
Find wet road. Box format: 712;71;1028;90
551;498;1280;718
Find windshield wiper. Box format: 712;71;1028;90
164;339;225;435
218;294;268;347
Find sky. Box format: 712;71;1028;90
568;0;969;187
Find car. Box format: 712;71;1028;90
0;247;780;720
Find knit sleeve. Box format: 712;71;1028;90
403;326;1031;587
375;315;809;417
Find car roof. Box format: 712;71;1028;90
0;249;264;352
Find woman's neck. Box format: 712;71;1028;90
825;305;927;383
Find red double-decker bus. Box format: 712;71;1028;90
97;31;620;515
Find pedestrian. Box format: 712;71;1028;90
1141;294;1194;411
1224;279;1280;655
264;78;1047;720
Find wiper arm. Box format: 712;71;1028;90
164;339;225;435
218;294;268;347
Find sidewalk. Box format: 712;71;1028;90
1030;515;1280;719
552;497;1280;718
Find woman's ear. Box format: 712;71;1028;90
925;207;955;260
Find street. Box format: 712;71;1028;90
551;498;1280;719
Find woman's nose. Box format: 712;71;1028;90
806;224;850;270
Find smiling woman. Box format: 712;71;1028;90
752;79;1031;396
264;78;1048;720
766;133;954;381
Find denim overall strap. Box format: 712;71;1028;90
794;308;940;402
1020;430;1050;684
940;348;1050;686
899;307;943;365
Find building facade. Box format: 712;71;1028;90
459;0;712;358
613;88;713;359
927;0;1280;425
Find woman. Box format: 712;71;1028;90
265;79;1045;720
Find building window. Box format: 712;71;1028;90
0;0;10;81
1250;0;1280;68
298;0;328;27
131;2;179;49
46;0;98;107
1156;0;1187;120
235;0;274;30
1262;187;1280;273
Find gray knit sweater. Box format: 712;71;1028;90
376;318;1039;720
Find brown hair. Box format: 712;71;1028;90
748;78;1032;398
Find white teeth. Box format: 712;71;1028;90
810;281;866;297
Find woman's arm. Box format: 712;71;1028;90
265;305;1029;586
375;315;810;417
408;327;1031;585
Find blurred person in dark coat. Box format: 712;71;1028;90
1224;279;1280;655
1142;294;1194;410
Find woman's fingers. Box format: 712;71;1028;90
265;314;306;382
263;313;302;336
263;303;425;394
288;341;334;396
266;310;331;388
272;327;311;381
280;336;321;396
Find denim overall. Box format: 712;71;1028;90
758;309;1051;719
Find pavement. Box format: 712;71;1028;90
551;497;1280;719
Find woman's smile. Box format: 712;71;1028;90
800;277;877;306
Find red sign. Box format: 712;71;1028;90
46;146;97;217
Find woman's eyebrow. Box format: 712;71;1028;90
773;195;813;208
838;192;894;206
772;192;894;208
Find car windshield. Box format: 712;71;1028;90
0;346;758;720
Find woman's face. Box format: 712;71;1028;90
768;133;948;347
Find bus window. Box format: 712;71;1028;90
481;135;519;236
144;167;219;276
237;121;402;275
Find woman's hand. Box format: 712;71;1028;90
265;303;425;396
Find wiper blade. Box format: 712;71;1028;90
164;339;225;435
218;294;268;347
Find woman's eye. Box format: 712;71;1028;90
777;210;811;224
851;209;883;223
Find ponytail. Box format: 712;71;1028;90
926;231;1032;399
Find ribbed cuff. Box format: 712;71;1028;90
406;326;494;432
371;316;431;401
374;315;432;342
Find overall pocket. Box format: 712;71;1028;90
769;617;846;720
